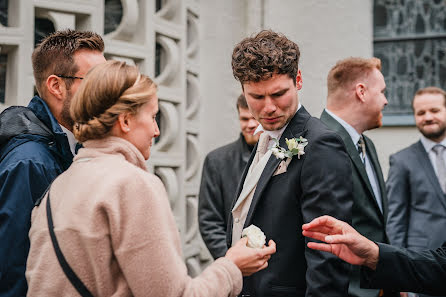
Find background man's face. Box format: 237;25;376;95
61;49;106;129
238;107;259;145
243;73;301;131
362;68;388;130
413;93;446;141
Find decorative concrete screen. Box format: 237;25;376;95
0;0;210;275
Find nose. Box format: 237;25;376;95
424;112;433;121
247;118;258;129
154;121;160;138
263;97;277;114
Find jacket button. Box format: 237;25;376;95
235;218;240;223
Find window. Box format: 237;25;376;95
0;0;7;26
374;0;446;125
0;54;6;104
104;0;123;35
34;17;55;46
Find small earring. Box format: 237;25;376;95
125;128;130;132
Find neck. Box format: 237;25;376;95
327;107;365;134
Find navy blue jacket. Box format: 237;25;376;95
0;96;73;297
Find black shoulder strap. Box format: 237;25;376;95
46;188;94;297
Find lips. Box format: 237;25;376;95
263;116;281;123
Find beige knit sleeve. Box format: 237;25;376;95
181;257;242;297
109;172;242;297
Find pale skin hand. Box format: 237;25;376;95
225;237;276;276
301;215;379;270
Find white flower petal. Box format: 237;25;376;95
242;225;266;249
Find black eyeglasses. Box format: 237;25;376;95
56;75;84;80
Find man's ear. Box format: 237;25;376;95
117;113;132;133
295;70;303;90
355;83;366;102
46;75;66;100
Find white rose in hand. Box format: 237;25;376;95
242;225;266;249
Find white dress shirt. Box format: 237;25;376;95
420;135;446;179
325;109;383;213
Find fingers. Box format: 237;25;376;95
302;230;329;242
302;225;333;234
263;239;276;254
324;234;349;244
302;215;335;230
257;258;269;272
307;242;333;253
242;256;270;276
303;215;350;236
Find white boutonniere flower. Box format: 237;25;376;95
242;225;266;249
271;136;308;160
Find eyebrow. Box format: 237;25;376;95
248;88;289;97
247;92;263;97
272;88;289;95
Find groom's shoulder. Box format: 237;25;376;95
300;116;348;154
305;116;339;137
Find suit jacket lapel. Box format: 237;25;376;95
414;141;446;210
243;107;311;228
226;142;257;247
320;111;379;212
364;136;388;219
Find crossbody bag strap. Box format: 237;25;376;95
46;188;94;297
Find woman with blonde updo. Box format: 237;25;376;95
25;60;276;297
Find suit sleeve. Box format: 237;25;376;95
386;154;409;247
301;132;353;296
0;160;59;295
198;155;228;259
361;243;446;295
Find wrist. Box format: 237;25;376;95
364;241;379;270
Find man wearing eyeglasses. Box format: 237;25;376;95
0;29;105;297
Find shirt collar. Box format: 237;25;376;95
60;125;77;156
420;135;446;152
254;103;301;140
325;108;361;145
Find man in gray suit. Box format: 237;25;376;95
386;86;446;297
320;57;396;297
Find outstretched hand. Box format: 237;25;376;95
302;215;379;270
225;237;276;276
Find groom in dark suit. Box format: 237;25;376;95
320;57;396;297
227;30;353;297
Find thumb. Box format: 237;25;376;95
236;236;248;247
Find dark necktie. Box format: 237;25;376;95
357;135;366;165
432;144;446;193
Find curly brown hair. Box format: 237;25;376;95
231;30;300;84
